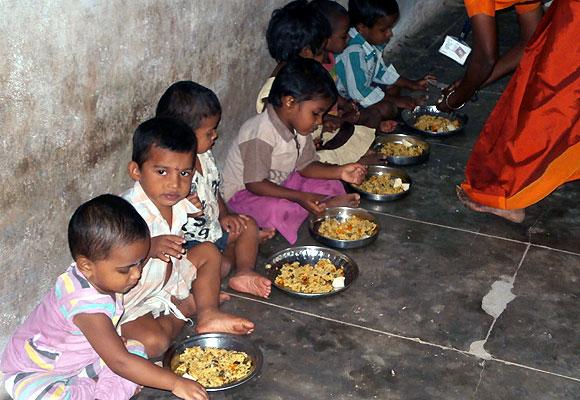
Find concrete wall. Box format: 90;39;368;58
0;0;447;391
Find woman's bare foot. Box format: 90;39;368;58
229;270;272;298
325;193;361;209
258;228;276;243
379;120;398;133
456;186;525;223
196;309;254;335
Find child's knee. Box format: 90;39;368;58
139;332;171;359
244;217;259;236
187;241;221;263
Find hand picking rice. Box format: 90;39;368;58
318;216;377;240
174;346;253;388
275;259;344;293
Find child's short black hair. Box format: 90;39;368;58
155;81;221;132
268;57;338;107
68;194;150;262
131;117;197;167
266;0;332;62
311;0;348;31
348;0;399;28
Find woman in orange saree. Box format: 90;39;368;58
456;0;580;222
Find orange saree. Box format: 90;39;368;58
461;0;580;210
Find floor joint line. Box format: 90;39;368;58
227;293;580;383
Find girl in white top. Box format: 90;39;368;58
156;81;274;299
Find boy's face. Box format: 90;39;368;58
358;14;397;46
79;238;150;295
326;15;350;54
283;96;334;136
195;114;220;154
128;145;195;214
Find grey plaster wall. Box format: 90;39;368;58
0;0;447;392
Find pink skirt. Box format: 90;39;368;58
227;172;345;244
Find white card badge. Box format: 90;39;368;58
439;35;472;65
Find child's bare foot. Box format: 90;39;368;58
196;309;254;335
258;228;276;243
229;271;272;298
379;120;397;133
173;293;230;317
325;193;361;209
456;186;525;223
358;151;383;165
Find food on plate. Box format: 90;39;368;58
275;259;344;293
414;114;460;133
318;215;377;241
173;346;253;388
356;174;410;195
379;139;424;157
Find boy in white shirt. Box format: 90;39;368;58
156;82;274;299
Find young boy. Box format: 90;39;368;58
335;0;434;114
223;58;367;244
155;81;274;299
120;117;254;358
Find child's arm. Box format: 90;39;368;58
299;162;366;185
217;194;249;235
74;313;209;400
395;75;434;91
245;180;326;215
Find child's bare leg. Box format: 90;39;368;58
227;218;272;299
456;186;525;223
188;242;255;335
120;313;184;358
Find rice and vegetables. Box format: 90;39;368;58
414;115;460;133
356;174;410;195
174;346;253;388
318;216;377;241
378;139;424;157
274;259;345;293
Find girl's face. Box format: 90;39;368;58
359;14;397;46
326;15;350;54
82;238;150;295
195;114;220;154
285;96;334;135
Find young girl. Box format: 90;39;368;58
155;81;275;299
0;195;208;400
223;58;367;244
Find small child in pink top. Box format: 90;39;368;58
1;195;209;400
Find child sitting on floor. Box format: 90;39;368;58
155;81;274;299
223;58;367;244
0;195;209;400
311;0;398;134
335;0;434;112
120;117;254;359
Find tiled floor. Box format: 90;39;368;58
139;6;579;400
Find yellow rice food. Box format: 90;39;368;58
318;216;377;240
356;174;409;195
414;115;460;133
174;346;252;388
379;141;424;157
275;259;344;293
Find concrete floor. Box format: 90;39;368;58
139;5;580;400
